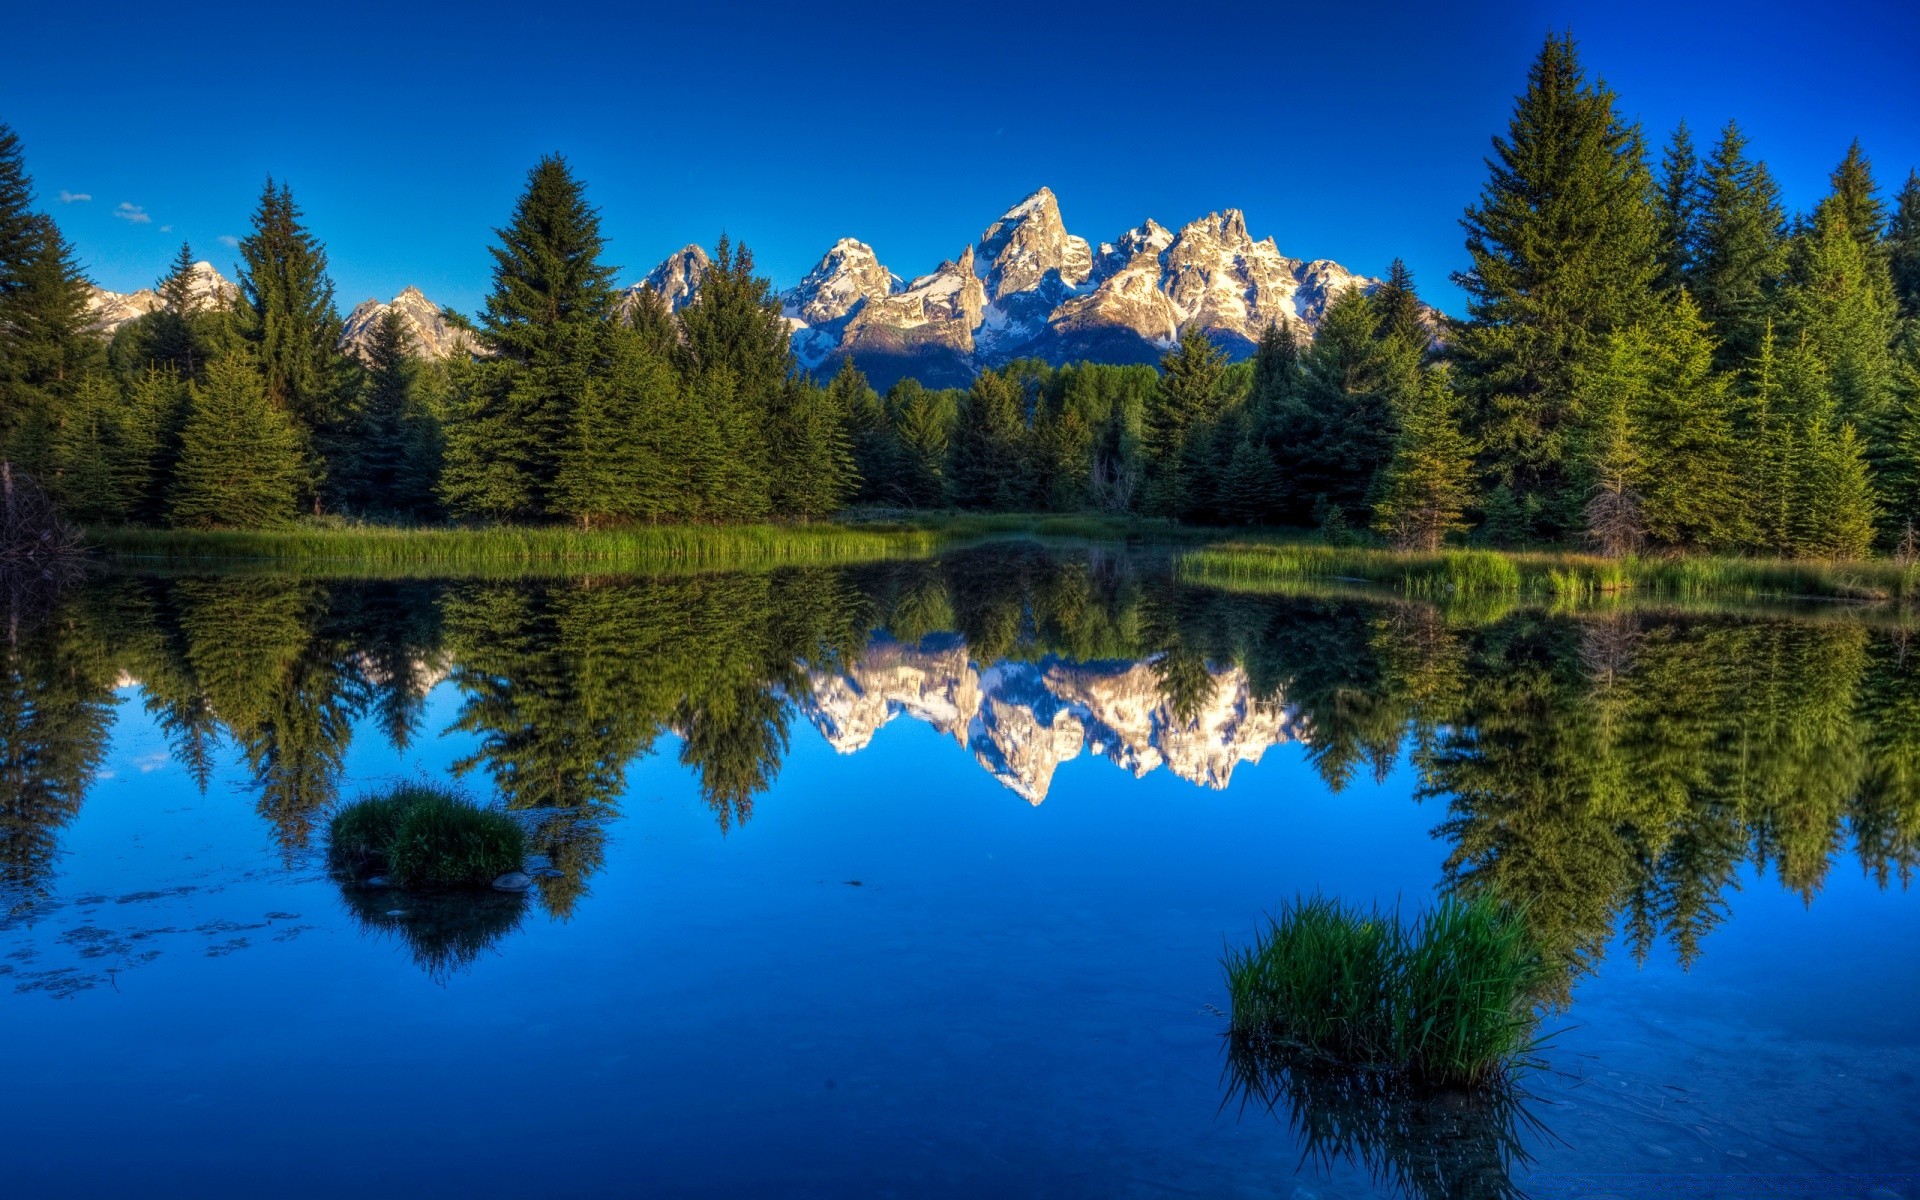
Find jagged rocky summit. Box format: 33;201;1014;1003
640;186;1431;388
801;633;1294;804
84;260;236;334
84;188;1425;387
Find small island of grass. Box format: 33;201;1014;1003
328;784;526;889
1225;894;1544;1090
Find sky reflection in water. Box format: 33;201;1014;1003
2;547;1917;1198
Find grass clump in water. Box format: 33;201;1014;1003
327;783;525;888
1225;894;1544;1089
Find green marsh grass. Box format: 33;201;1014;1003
1224;894;1545;1089
327;783;526;888
1182;540;1920;606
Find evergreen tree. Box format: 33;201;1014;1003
1654;121;1702;292
887;379;953;507
1272;290;1403;526
0;126;98;469
774;377;858;519
1799;418;1879;560
46;372;123;523
118;367;189;523
1371;259;1428;351
442;155;615;519
237;180;344;437
950;368;1030;509
143;243;214;380
1783;209;1897;448
1451;32;1663;537
168;354;305;529
831;358;891;503
1693;123;1790;371
676;236;791;517
1142;325;1227;514
1884;332;1920;532
341;308;429;515
1891;171;1920;323
1573;324;1651;555
1372;367;1478;550
1823;140;1888;263
1736;324;1803;556
551;320;677;527
1635;292;1742;549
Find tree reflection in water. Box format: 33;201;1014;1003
0;546;1914;993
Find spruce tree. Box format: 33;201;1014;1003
118;366;189;523
1693;123;1790;372
237;180;344;438
1736;324;1802;556
1371;259;1428;351
1142;325;1227;515
1634;292;1741;550
1372;367;1478;550
888;380;953;507
831;358;892;503
552;321;674;527
442;157;615;519
144;243;213;380
1272;290;1403;526
342;308;426;515
1891;171;1920;323
168;354;305;529
1824;141;1888;263
1573;324;1652;555
1451;33;1662;537
675;237;791;517
1800;419;1879;560
1783;209;1897;448
47;372;123;523
2;214;97;470
1654;121;1702;292
774;377;858;519
950;368;1030;509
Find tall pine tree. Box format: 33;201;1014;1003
1693;123;1790;372
168;354;306;529
1372;367;1478;550
1451;32;1663;537
237;180;344;442
442;155;616;520
1891;171;1920;324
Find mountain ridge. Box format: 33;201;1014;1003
83;189;1432;387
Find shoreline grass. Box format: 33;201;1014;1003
1181;540;1920;606
328;783;526;888
1225;893;1545;1090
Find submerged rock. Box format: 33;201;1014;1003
491;872;532;893
363;876;392;889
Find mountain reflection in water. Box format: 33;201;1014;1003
4;544;1918;994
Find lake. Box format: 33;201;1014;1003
3;544;1917;1198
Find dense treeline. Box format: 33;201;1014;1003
2;30;1918;556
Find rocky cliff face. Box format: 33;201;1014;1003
85;261;237;336
339;286;479;361
800;635;1294;804
635;187;1433;388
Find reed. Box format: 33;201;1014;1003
1182;540;1920;605
328;783;526;888
1225;893;1545;1088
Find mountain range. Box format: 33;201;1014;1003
84;188;1423;386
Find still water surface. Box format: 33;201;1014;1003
2;546;1917;1197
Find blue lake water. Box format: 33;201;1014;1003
2;549;1917;1197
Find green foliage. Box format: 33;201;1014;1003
237;179;345;441
1891;171;1920;323
950;367;1032;508
1143;325;1229;515
443;155;615;519
327;783;526;888
1692;123;1789;371
167;354;307;529
1225;893;1545;1087
1451;33;1662;537
1372;367;1477;550
338;308;437;517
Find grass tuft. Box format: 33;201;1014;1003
327;783;526;888
1225;893;1545;1089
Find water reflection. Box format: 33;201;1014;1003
1223;1041;1542;1200
2;547;1917;998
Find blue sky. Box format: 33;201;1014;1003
4;0;1916;316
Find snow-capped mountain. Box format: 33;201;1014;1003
801;634;1293;804
85;261;237;336
339;286;479;362
630;186;1432;387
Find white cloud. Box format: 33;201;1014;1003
218;234;240;248
58;190;91;203
160;224;172;233
113;201;152;225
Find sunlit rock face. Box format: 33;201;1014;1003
800;636;1295;803
634;187;1437;388
339;286;478;361
86;261;236;335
